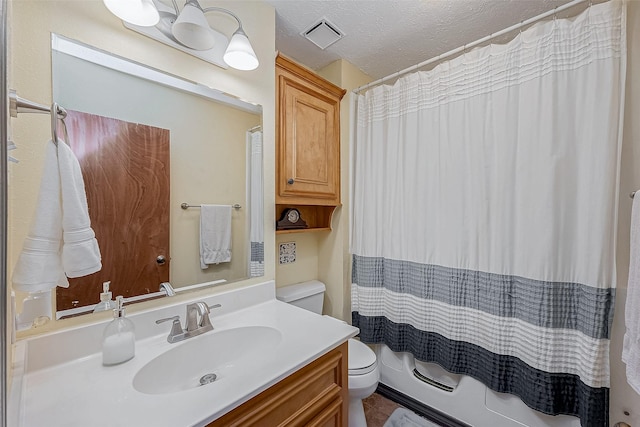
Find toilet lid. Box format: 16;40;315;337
348;339;377;375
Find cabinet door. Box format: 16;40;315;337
278;74;340;205
207;342;348;427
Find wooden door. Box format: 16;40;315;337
56;110;170;311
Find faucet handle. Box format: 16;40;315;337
156;315;180;325
156;315;184;343
195;303;221;330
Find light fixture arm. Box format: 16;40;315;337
169;0;180;16
200;6;243;32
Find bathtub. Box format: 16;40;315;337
375;344;581;427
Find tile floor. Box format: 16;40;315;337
362;392;404;427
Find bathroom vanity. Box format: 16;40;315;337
8;281;357;426
208;342;348;426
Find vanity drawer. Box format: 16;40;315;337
306;397;344;427
207;341;348;427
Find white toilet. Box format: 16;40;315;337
275;280;380;427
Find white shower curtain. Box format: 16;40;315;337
248;129;264;277
351;2;625;426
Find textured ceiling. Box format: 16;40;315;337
263;0;577;80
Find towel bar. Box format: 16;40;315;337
181;203;241;210
9;89;68;145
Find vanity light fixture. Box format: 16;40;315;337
171;0;215;50
102;0;160;27
103;0;259;71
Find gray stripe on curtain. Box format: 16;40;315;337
352;255;615;340
352;314;609;426
251;241;264;262
250;242;264;277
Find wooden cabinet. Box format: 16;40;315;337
207;341;349;427
276;53;346;233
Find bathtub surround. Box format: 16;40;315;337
351;2;625;426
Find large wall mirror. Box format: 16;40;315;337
48;34;263;318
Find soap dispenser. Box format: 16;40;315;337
93;281;116;313
102;296;135;366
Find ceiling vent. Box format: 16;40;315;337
301;18;344;50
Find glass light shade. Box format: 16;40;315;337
103;0;159;27
171;3;215;51
223;29;259;71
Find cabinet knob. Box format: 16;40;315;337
156;255;166;265
287;178;295;185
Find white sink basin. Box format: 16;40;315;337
133;326;282;395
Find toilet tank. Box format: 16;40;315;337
275;280;326;314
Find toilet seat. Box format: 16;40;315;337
348;339;377;376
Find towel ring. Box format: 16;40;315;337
50;102;68;146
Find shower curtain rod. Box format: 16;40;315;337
353;0;591;94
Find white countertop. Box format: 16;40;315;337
10;281;358;427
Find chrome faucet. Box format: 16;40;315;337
156;302;222;343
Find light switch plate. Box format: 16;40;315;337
279;242;296;264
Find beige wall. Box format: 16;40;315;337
7;0;275;336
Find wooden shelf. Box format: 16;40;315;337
276;227;332;235
276;204;337;234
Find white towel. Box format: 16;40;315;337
624;193;640;394
12;140;101;293
200;204;232;269
12;141;67;292
57;141;102;277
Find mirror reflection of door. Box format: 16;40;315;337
56;110;170;311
